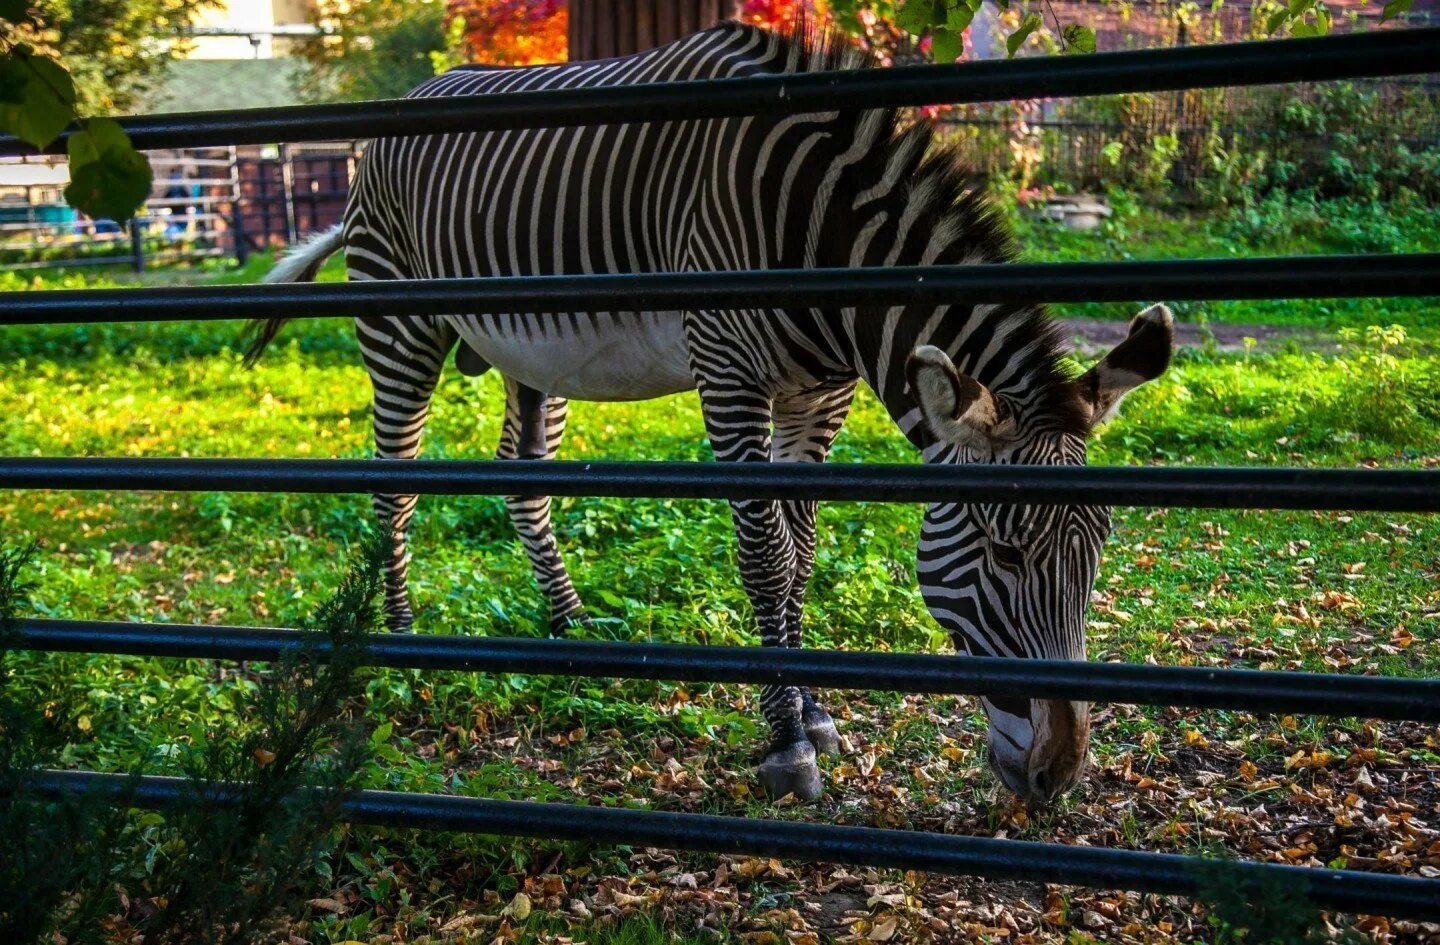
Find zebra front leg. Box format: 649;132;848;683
785;496;841;758
729;493;823;800
774;383;856;758
498;378;589;634
359;315;452;632
698;383;821;801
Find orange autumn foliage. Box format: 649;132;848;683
448;1;822;66
450;0;568;65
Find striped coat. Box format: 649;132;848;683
246;20;1173;805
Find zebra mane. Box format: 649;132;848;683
727;18;1092;438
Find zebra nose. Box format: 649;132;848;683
1028;765;1060;806
1026;750;1086;807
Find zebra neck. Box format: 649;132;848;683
850;300;1057;458
835;226;1064;458
823;152;1079;459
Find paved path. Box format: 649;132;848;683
1067;317;1310;354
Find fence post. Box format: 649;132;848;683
228;146;250;267
129;217;145;273
1170;20;1192;192
279;143;299;244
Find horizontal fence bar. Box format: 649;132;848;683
14;619;1440;721
2;458;1438;511
3;29;1437;154
31;770;1440;920
1;255;1438;327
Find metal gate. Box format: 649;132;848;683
2;26;1439;922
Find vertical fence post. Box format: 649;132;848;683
129;217;145;273
228;145;250;267
279;143;299;244
1170;20;1192;192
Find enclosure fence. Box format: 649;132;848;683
3;27;1440;923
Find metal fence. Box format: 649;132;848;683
0;150;237;272
0;142;361;272
2;26;1439;924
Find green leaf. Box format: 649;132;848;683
1062;23;1097;53
64;117;153;222
1314;6;1332;33
370;721;394;746
1006;12;1043;57
66;114;130;168
0;52;76;149
930;26;965;62
1290;20;1317;35
1287;0;1314;16
894;0;940;34
1380;0;1412;21
945;3;976;31
1265;8;1291;33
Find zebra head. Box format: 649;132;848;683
904;304;1174;807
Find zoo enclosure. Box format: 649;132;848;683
3;27;1440;922
0;142;358;271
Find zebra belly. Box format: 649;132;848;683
448;311;696;402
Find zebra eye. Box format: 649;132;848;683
991;542;1024;571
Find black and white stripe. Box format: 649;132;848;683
246;20;1173;806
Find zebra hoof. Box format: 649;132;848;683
803;708;841;758
549;610;593;636
758;742;823;802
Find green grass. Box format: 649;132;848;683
1;197;1438;942
1012;190;1440;334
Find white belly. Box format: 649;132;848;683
449;311;695;401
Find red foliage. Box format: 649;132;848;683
447;1;821;67
450;0;568;65
738;0;821;29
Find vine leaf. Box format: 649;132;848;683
0;50;75;148
1380;0;1413;20
894;0;942;34
64;117;152;222
931;27;965;61
1062;23;1097;53
1006;11;1043;57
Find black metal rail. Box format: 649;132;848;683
6;24;1439;925
16;619;1440;721
2;457;1437;511
2;28;1437;155
31;770;1440;921
2;255;1438;327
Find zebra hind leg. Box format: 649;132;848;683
498;378;590;635
359;315;453;632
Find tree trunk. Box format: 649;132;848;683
567;0;741;61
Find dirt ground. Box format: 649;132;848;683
1067;317;1312;355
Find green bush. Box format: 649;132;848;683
0;536;388;944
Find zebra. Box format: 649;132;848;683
242;19;1173;807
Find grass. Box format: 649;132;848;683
1011;189;1440;335
1;195;1438;942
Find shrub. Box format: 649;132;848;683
0;535;389;944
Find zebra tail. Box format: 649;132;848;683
240;224;346;368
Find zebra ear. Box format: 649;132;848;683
1078;304;1174;426
906;345;1010;449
